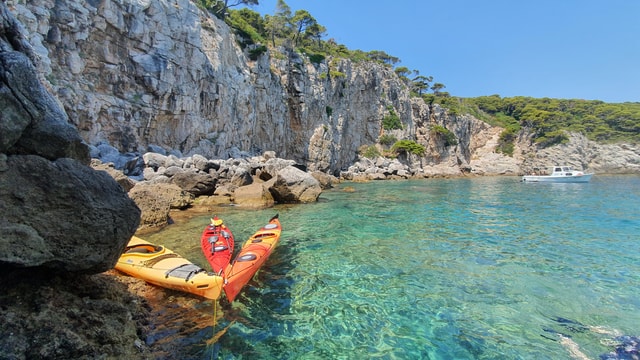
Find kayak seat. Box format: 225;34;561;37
237;254;257;262
254;233;274;239
165;264;205;281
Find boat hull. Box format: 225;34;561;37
223;215;282;302
522;173;593;183
200;223;234;276
115;236;223;300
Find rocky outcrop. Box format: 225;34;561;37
0;270;152;359
97;149;323;229
233;179;275;209
1;2;145;358
0;7;88;163
516;132;640;174
1;1;140;273
270;165;322;203
128;182;193;231
1;0;495;177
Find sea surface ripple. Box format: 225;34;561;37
143;175;640;359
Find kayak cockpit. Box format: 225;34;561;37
124;243;163;254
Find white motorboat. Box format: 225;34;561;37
522;166;593;183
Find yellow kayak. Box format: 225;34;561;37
115;236;223;300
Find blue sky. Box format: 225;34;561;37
249;0;639;103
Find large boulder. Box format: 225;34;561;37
0;155;140;273
142;152;169;171
270;165;322;203
128;182;194;230
230;166;254;187
233;180;275;209
0;270;152;359
311;171;339;190
171;170;216;196
0;4;148;358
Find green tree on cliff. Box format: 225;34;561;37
412;74;433;96
264;0;291;47
305;22;327;48
394;66;411;83
366;50;399;66
201;0;259;19
291;10;318;46
469;95;640;144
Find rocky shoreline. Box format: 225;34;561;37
88;141;490;233
90;143;330;232
89;134;640;234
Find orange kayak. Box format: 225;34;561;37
200;220;234;276
223;214;282;302
116;236;224;300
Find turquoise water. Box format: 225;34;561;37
144;175;640;359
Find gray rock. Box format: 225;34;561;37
270;165;322;203
0;155;140;273
1;18;88;163
230;167;253;187
128;182;193;230
147;144;167;155
311;171;339;189
233;181;275;209
143;152;168;170
0;5;137;274
171;170;216;196
191;154;210;171
163;165;184;178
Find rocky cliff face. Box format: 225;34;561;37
5;0;499;175
8;0;640;175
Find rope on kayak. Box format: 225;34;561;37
141;253;180;267
209;300;218;360
207;302;235;360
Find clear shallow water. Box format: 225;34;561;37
144;175;640;359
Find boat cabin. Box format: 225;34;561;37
550;166;582;176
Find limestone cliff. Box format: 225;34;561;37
6;0;489;174
8;0;640;175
